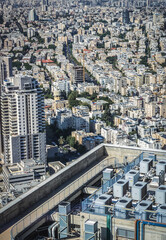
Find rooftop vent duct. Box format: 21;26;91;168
58;201;71;239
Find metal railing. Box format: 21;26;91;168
11;156;114;239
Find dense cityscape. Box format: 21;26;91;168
0;0;166;239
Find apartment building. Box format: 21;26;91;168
1;75;46;165
0;56;12;159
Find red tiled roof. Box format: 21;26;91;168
42;59;54;63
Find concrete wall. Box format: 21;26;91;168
0;145;105;228
105;144;166;163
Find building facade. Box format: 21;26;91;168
0;56;12;159
1;75;46;165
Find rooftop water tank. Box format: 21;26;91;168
125;170;139;187
103;168;113;184
94;193;112;214
85;220;98;240
113;179;129;198
135;200;152;220
155;185;166;204
59;201;71;214
156;160;166;176
115;197;132;219
156;204;166;223
132;181;147;201
140;158;153;174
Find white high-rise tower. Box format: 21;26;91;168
1;75;46;165
0;56;12;159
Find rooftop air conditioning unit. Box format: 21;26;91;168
135;200;152;220
140;158;153;174
115;197;132;219
113;179;129;198
125;170;139;187
155;185;166;204
132;181;147;201
156;160;166;176
156;204;166;223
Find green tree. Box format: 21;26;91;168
12;61;22;70
106;56;117;69
97;42;105;48
22;45;30;55
24;63;32;70
0;15;3;24
118;33;126;39
68;91;81;108
48;44;56;50
66;136;75;147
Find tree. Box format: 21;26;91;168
12;61;22;70
48;44;56;50
35;32;44;44
22;45;30;55
97;42;105;48
59;136;65;146
0;15;3;24
106;56;117;69
68;91;81;108
139;56;149;67
24;63;32;70
43;88;54;99
118;33;126;39
67;136;75;147
101;107;114;126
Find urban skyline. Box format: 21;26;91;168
0;0;166;239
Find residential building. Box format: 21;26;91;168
72;106;90;132
72;66;84;84
1;75;46;165
56;108;72;130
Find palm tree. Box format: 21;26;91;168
59;136;65;146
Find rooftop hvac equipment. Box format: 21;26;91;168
156;160;166;176
94;193;112;214
132;181;147;201
159;170;165;186
140;158;153;174
85;220;98;240
58;201;71;239
155;185;166;204
135;200;153;220
103;168;113;184
125;170;139;187
113;179;129;198
115;197;132;219
156;204;166;223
